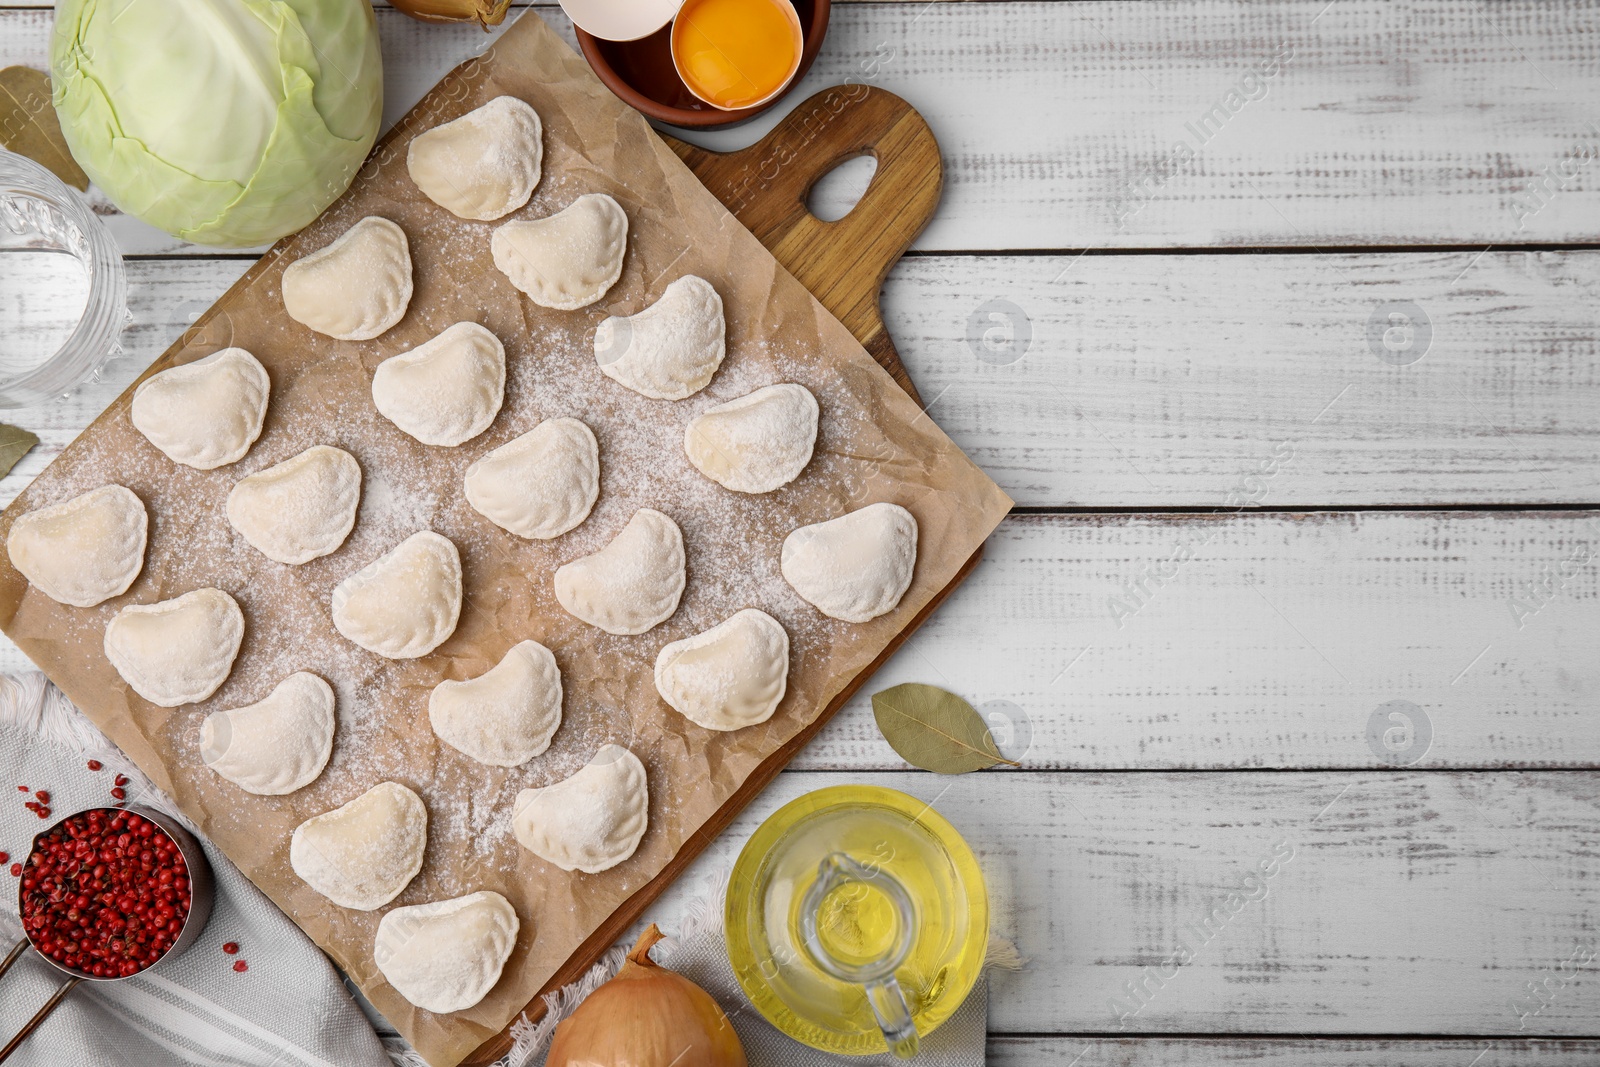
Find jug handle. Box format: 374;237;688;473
865;974;920;1059
800;852;923;1058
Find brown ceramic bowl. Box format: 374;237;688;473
575;0;830;129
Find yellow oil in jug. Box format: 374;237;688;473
725;785;988;1055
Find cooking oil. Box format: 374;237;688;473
815;877;902;969
725;785;988;1056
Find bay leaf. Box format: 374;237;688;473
871;682;1018;774
0;67;90;191
0;424;38;479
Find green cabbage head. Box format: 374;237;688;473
51;0;383;247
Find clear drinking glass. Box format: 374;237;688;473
0;149;128;408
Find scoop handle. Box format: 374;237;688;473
0;941;82;1064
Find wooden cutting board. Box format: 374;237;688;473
465;86;968;1064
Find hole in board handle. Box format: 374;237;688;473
806;154;879;222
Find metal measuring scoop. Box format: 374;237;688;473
0;806;215;1062
798;851;920;1059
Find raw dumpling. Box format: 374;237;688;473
491;193;627;311
227;446;361;565
200;672;335;795
130;348;269;470
685;383;818;493
464;417;598;540
282;216;413;341
372;322;506;446
332;531;462;659
291;781;427;911
407;96;543;221
553;509;684;635
7;485;147;607
655;609;788;731
375;891;519;1013
429;640;562;767
594;275;724;401
512;745;647;873
781;503;918;623
104;588;244;707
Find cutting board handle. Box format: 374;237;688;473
661;85;942;404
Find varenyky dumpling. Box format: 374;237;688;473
594;275;725;401
7;484;147;607
200;672;335;795
655;609;788;731
463;417;599;540
684;383;818;493
332;531;462;659
282;216;413;341
372;322;506;447
492;193;627;311
130;348;269;470
104;588;244;707
375;891;520;1013
781;502;918;623
291;781;427;911
407;96;543;221
553;509;684;635
429;640;563;767
512;744;647;874
227;446;361;565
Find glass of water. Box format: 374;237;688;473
0;149;127;408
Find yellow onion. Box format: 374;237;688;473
389;0;511;28
547;924;748;1067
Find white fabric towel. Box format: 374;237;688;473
0;672;393;1067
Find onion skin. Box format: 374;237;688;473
547;925;748;1067
390;0;511;28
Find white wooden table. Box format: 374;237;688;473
4;1;1599;1062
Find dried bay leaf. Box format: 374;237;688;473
0;424;38;479
0;67;90;191
871;682;1018;774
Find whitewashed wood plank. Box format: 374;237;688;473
987;1037;1600;1064
4;1;1598;253
377;1031;1600;1065
626;770;1600;1034
885;249;1600;507
4;265;1600;770
791;510;1600;770
1;504;1593;770
611;0;1600;250
6;251;1597;508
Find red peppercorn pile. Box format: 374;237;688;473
18;809;192;979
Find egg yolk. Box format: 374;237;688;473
672;0;801;110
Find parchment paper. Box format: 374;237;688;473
0;13;1012;1066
